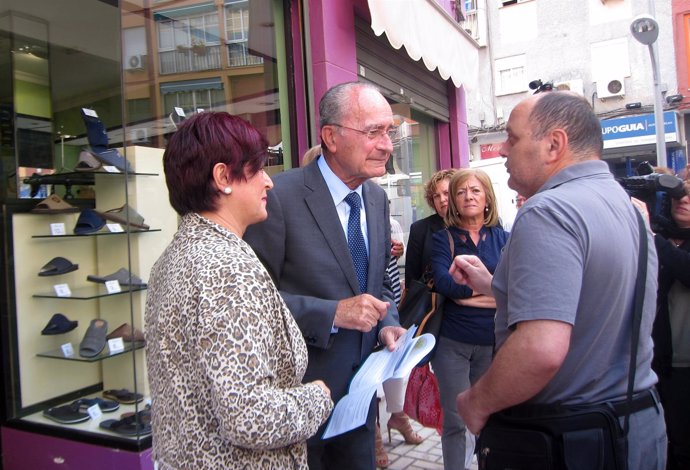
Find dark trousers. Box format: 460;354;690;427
658;367;690;470
307;396;377;470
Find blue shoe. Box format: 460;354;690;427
80;108;133;172
41;313;78;335
88;148;133;173
38;257;79;276
72;397;120;413
43;403;90;424
73;209;106;235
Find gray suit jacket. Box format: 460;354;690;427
245;160;400;405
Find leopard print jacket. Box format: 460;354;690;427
145;213;333;469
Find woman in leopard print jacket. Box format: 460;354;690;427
145;112;333;469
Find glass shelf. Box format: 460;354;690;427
36;341;145;362
23;170;158;186
32;229;161;239
71;170;158;177
33;285;147;300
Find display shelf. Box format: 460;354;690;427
64;170;159;177
33;285;147;300
20;394;151;442
37;342;145;362
23;170;159;186
32;229;161;239
3;146;174;466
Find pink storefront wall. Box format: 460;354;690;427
305;0;471;168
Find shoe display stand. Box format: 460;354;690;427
2;147;178;469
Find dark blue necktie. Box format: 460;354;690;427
345;192;368;294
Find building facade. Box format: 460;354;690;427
0;0;477;467
463;0;686;177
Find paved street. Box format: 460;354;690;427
378;397;479;470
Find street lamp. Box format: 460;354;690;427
630;14;667;169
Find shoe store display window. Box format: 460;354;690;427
0;3;178;469
0;0;292;468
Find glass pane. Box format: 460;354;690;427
205;14;221;44
225;6;245;41
190;17;205;45
174;19;190;47
158;21;173;50
0;0;292;433
500;66;524;93
377;106;438;246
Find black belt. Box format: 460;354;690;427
608;387;658;416
502;387;658;419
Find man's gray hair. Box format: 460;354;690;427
319;81;381;128
529;92;604;159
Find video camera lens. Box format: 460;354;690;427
657;174;687;199
636;161;655;176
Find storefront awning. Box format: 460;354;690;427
154;3;216;21
160;78;223;94
368;0;478;90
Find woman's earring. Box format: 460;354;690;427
485;206;489;212
223;187;232;195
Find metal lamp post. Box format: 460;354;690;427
630;14;666;169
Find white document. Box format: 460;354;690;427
322;326;435;439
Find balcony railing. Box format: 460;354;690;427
158;40;263;74
461;9;479;40
227;42;264;67
159;44;222;74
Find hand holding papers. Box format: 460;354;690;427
322;326;435;439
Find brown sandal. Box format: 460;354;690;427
375;424;389;468
387;412;423;445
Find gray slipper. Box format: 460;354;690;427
86;268;146;287
95;204;149;230
79;319;108;358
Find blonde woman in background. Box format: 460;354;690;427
430;168;509;470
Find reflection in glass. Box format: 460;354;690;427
378;109;438;246
120;0;287;166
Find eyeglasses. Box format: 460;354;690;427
332;123;401;141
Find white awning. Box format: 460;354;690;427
368;0;478;90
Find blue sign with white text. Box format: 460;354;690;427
600;112;677;149
669;148;687;174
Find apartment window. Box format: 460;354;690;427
155;4;222;74
224;0;264;67
160;79;225;116
495;55;527;95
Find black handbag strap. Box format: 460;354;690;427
446;229;455;260
421;229;455;287
623;209;648;436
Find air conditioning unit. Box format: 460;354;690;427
131;128;149;143
126;54;145;70
554;79;584;96
597;77;625;99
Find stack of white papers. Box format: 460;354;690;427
322;326;435;439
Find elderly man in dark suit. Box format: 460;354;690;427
245;81;406;470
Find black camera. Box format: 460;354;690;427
528;79;553;94
618;161;686;229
